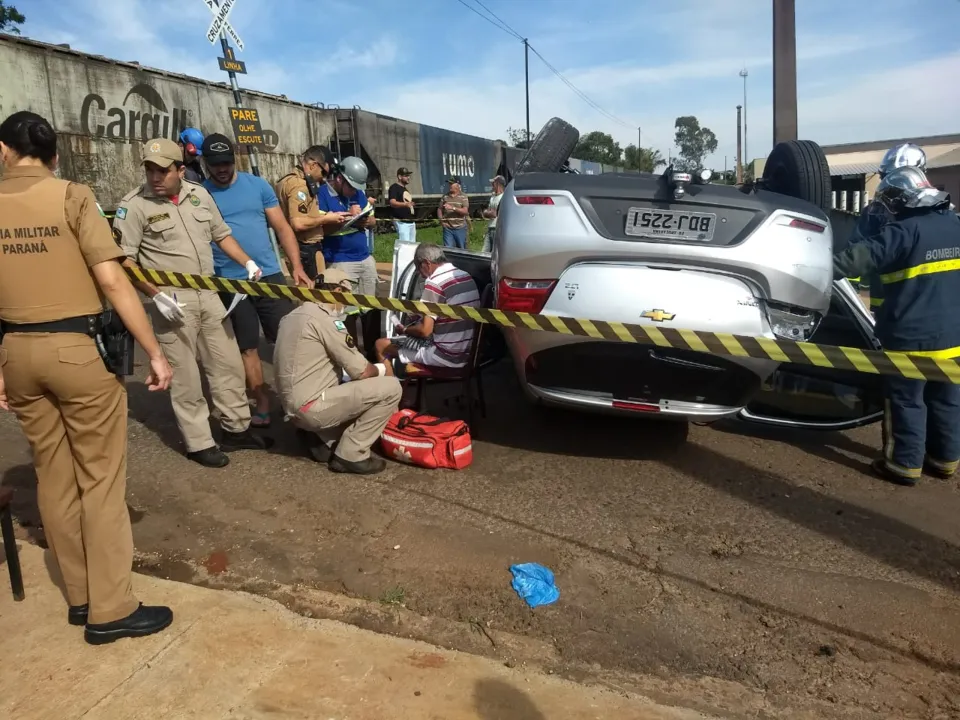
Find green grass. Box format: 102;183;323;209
371;220;489;263
379;585;406;606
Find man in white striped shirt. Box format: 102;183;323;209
375;243;480;372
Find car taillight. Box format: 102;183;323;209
611;400;661;413
515;196;555;205
497;278;556;313
787;217;826;233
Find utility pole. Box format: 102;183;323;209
772;0;798;144
637;126;642;173
739;68;748;168
736;105;743;184
523;39;531;144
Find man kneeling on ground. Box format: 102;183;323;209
375;243;480;374
273;268;402;475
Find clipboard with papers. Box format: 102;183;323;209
339;204;374;232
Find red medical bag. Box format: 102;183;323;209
380;409;473;470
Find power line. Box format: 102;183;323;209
452;0;640;136
452;0;521;39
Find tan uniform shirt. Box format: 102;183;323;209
0;166;123;324
440;192;469;229
275;168;325;245
273;303;369;411
113;180;231;274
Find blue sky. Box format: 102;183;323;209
18;0;960;168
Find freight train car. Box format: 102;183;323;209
0;34;621;216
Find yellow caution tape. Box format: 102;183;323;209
124;267;960;385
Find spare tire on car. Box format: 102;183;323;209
762;139;832;212
515;117;580;174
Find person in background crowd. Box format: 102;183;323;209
0;111;174;645
177;127;205;183
275;145;350;280
834;165;960;486
846;143;928;317
318;156;379;296
115;138;271;468
273;268;401;475
482;175;505;253
388;168;416;242
439;176;469;249
201;133;309;428
374;243;480;373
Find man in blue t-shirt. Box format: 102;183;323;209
316;156;379;296
202;133;311;427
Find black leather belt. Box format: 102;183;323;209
1;315;100;336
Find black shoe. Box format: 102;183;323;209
187;446;230;468
871;459;918;486
68;604;88;626
84;604;173;646
296;429;333;463
220;429;274;452
923;461;955;480
329;454;387;475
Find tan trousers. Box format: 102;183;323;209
296;376;401;461
2;333;139;624
150;289;250;453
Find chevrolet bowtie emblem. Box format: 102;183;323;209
641;309;676;322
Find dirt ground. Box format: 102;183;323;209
3;344;960;720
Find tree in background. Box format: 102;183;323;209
673;116;718;171
0;1;25;33
573;131;622;166
506;127;532;150
623;144;667;173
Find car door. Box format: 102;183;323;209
738;278;884;430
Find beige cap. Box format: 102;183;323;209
141;138;182;168
318;268;353;291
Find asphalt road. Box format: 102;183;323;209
2;347;960;720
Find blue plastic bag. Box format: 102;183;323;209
509;563;560;608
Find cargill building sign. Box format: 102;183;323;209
80;83;194;143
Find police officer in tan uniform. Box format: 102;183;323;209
273;268;402;474
115;138;270;468
0;111;174;644
275;145;352;280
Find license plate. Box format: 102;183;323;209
624;208;717;242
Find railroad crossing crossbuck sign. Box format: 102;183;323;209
202;0;244;51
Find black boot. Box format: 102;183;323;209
871;458;918;486
220;428;274;452
187;446;230;468
296;429;333;463
68;604;88;626
84;604;174;645
329;454;387;475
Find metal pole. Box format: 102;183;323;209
218;35;259;178
773;0;798;144
736;105;743;184
739;68;748;167
637;126;642;173
524;39;530;144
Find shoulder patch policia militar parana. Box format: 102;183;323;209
123;267;960;385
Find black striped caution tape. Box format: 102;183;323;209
124;267;960;385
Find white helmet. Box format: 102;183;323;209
878;143;926;178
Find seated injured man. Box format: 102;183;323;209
273;268;402;475
374;243;480;375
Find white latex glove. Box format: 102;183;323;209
245;260;262;281
154;291;186;323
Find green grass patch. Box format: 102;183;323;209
372;220;489;264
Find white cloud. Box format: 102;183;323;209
335;38;399;69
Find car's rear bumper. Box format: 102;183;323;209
526;384;743;421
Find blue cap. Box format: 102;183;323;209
178;127;204;156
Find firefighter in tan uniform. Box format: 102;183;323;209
275;145;351;280
0;111;174;644
115;138;271;468
273;268;402;474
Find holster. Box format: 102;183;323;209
96;310;135;376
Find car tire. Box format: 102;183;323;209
762;139;831;212
515;117;580;174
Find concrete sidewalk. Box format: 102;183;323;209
0;543;713;720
